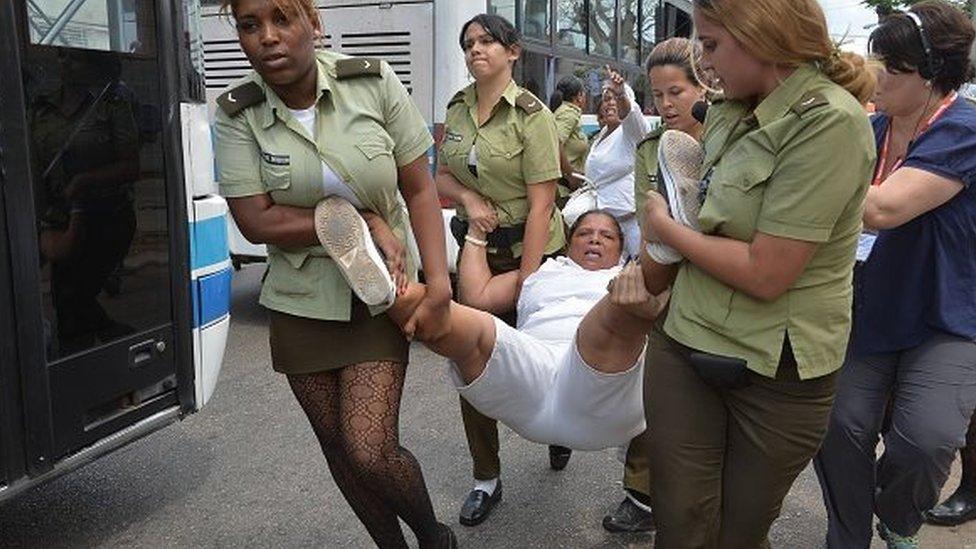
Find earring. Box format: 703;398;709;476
925;80;933;88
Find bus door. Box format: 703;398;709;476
1;0;192;469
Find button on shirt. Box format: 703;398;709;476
215;51;433;321
586;85;652;218
517;256;622;346
664;64;877;379
439;80;565;257
854;97;976;355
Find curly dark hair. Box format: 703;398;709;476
869;0;976;94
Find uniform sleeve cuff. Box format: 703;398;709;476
219;183;266;199
394;136;435;168
524;169;563;185
756;218;832;243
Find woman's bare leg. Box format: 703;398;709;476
576;262;667;373
388;283;498;384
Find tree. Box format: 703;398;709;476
860;0;975;18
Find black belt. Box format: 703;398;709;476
450;216;526;250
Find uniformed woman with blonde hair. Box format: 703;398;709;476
213;0;454;546
434;13;565;526
601;36;708;534
637;0;877;546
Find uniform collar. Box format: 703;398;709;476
259;52;333;129
752;63;819;127
561;102;582;115
462;78;521;107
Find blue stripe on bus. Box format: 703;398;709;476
190;215;229;272
191;266;232;328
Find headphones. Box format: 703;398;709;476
904;10;940;81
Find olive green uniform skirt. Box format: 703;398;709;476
268;299;409;375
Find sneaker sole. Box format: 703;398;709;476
658;129;704;230
313;198;395;308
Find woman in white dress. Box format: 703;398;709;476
586;67;653;256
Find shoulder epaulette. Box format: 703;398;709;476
335;57;382;80
636;125;665;149
448;90;466;108
791;92;829;117
515;91;544;114
217;81;265;116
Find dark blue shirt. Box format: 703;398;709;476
853;97;976;356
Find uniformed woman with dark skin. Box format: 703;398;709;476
434;14;565;526
213;0;454;546
601;36;706;535
549;75;589;204
637;0;878;546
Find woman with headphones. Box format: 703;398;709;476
814;2;976;547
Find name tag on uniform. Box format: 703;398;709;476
445;131;464;142
261;152;290;166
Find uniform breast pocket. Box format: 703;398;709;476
260;153;292;195
483;139;524;175
354;137;397;188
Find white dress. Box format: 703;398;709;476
584;85;651;256
447;257;646;450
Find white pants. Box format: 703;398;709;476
448;317;646;451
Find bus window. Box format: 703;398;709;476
28;0;157;54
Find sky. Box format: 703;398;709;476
820;0;879;53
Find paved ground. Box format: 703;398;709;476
1;265;974;548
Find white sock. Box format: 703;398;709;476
626;492;653;514
474;478;498;494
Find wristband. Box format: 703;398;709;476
464;234;488;247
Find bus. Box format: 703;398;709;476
199;0;671;266
0;0;229;501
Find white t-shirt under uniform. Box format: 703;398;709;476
288;106;363;208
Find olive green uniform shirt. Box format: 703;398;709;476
214;51;434;321
664;64;877;379
439;80;565;258
633;126;666;225
554;101;588;200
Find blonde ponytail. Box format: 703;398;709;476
822;50;878;106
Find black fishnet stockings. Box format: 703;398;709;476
288;361;446;548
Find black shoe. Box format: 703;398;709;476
549;445;572;471
925;486;976;526
602;497;655;533
459;480;502;527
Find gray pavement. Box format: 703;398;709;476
1;265;974;548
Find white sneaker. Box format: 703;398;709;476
646;130;705;265
313;197;396;309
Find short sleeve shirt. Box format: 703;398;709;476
214;51;434;321
664;64;877;379
853;97;976;355
633;127;665;221
439;80;565;258
553;102;588;173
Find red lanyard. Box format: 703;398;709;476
872;92;957;186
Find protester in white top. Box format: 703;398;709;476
388;211;669;450
586;68;652;256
